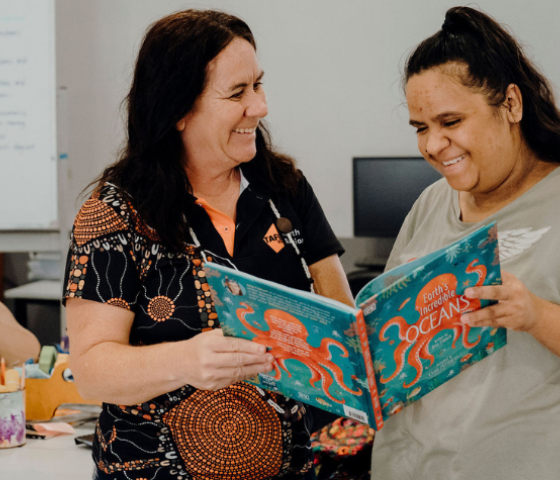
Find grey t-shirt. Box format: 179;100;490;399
371;167;560;480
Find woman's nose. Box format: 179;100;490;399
424;129;450;157
246;90;268;118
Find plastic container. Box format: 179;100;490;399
0;389;26;448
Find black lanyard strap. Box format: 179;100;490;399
188;199;315;293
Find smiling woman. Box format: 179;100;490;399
177;38;268;172
370;6;560;480
406;65;554;216
62;9;352;480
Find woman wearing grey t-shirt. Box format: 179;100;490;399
372;6;560;480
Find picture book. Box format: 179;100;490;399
204;222;506;430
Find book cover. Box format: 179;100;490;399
205;265;374;425
204;222;506;430
355;222;505;422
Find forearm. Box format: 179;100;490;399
528;297;560;357
71;340;190;405
309;255;355;308
0;324;40;367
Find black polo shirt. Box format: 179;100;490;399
186;168;344;292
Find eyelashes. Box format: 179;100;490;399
444;119;461;127
414;118;462;134
229;82;264;100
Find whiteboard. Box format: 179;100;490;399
0;0;57;230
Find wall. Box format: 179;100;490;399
5;0;559;348
53;0;560;273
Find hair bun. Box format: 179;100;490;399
441;17;457;33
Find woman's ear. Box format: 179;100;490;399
504;84;523;124
176;118;186;131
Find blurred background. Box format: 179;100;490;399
2;0;559;345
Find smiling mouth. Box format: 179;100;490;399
442;154;466;167
233;127;257;134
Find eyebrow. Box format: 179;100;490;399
409;111;462;126
228;71;265;92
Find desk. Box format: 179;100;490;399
0;424;95;480
4;280;62;328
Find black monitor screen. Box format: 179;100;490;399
353;157;442;237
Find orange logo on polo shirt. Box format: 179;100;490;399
264;223;285;253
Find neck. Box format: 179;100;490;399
460;152;557;222
186;163;241;221
187;164;240;200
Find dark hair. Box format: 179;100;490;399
404;6;560;164
95;10;300;251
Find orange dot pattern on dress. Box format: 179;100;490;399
96;425;118;452
73;197;129;247
163;383;283;480
107;298;131;310
66;253;89;298
147;296;175;322
192;257;219;330
127;200;161;242
97;458;162;475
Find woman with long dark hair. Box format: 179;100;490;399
371;6;560;479
63;10;352;480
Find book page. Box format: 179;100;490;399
205;263;373;425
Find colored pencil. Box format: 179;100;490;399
0;357;5;386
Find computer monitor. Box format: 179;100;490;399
353;157;443;238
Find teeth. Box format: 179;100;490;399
234;128;256;134
443;154;465;166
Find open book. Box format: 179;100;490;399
204;223;505;430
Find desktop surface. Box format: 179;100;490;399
0;423;94;479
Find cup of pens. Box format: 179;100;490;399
0;358;26;448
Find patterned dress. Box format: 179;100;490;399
63;173;343;480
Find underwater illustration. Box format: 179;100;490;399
357;222;506;420
206;223;506;429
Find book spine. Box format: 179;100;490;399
356;309;384;430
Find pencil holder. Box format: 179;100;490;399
0;388;26;449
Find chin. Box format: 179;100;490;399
234;149;257;164
443;175;478;193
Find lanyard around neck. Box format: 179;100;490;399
188;198;315;293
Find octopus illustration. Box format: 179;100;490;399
379;259;486;389
236;303;362;403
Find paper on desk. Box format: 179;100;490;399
51;403;102;426
32;422;75;436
